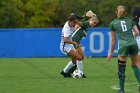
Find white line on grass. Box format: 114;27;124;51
111;83;138;92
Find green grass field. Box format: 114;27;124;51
0;58;139;93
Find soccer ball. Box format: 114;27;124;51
72;70;83;78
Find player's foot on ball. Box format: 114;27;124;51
82;74;86;78
60;70;71;78
119;90;125;93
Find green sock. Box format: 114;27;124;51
119;77;125;91
132;65;140;85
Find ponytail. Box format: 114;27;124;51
116;5;126;18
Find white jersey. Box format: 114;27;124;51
136;33;140;55
60;22;75;55
136;18;140;55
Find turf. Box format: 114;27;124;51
0;58;139;93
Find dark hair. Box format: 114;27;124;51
131;7;140;17
131;7;140;30
68;13;82;21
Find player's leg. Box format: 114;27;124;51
68;49;82;61
76;46;84;60
75;46;86;77
62;59;76;75
68;65;77;73
129;45;140;89
118;56;127;93
60;44;82;78
137;55;140;69
137;39;140;69
138;33;140;91
130;55;140;85
68;46;85;74
68;49;84;74
136;36;140;69
129;45;140;92
64;55;80;75
60;50;82;77
131;55;140;92
118;46;128;93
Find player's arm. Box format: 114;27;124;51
64;37;80;48
107;31;116;61
63;28;78;45
133;25;139;37
63;37;76;44
73;22;83;30
110;31;116;53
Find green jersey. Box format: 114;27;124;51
81;16;90;22
81;21;90;32
109;17;137;49
72;21;90;42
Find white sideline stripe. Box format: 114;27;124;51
111;85;133;92
111;83;138;92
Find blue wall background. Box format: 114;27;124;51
0;28;118;58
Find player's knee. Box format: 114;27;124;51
76;55;82;61
118;59;126;79
118;59;126;66
82;56;84;60
77;58;82;61
72;60;76;64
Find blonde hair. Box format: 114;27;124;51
116;5;126;18
85;10;96;17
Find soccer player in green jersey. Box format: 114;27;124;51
107;5;140;93
68;10;99;76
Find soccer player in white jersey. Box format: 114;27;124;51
68;10;99;75
60;13;86;78
132;7;140;70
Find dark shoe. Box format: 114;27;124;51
60;70;71;78
119;90;125;93
82;74;86;78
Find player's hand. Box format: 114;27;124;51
74;42;80;49
107;52;113;61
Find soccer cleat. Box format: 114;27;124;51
119;90;125;93
82;74;87;78
60;70;71;78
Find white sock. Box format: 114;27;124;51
76;60;83;74
63;61;75;73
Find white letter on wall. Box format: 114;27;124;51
90;32;104;53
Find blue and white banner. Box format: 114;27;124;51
0;28;118;57
81;28;118;57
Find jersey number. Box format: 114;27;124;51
120;21;127;32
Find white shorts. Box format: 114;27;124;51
60;43;76;55
136;36;140;55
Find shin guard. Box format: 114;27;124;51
118;59;126;91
